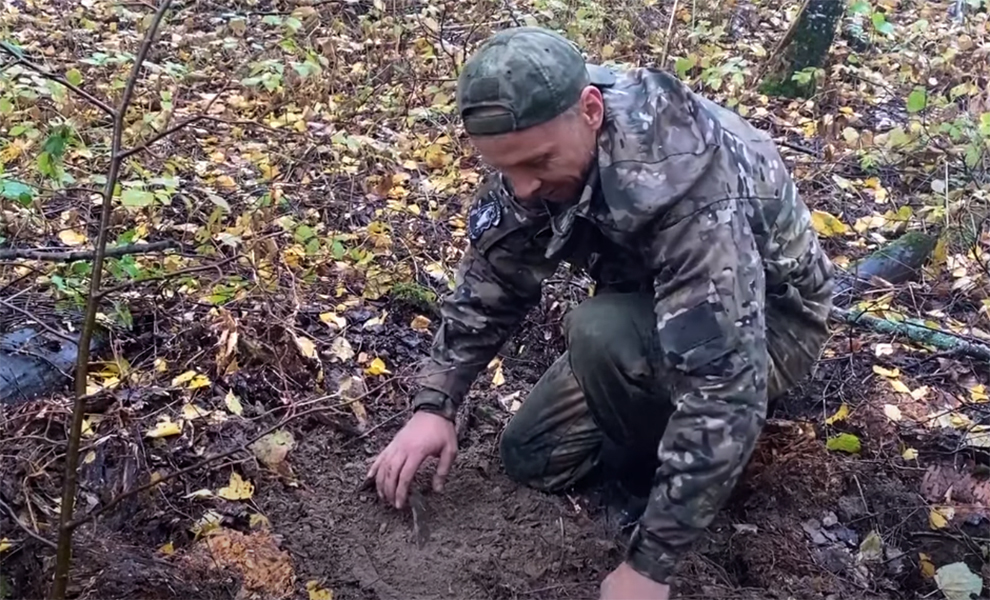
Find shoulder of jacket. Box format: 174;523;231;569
466;172;546;254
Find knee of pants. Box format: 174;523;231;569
498;423;541;486
564;296;653;381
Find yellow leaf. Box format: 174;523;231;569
217;472;254;500
872;365;900;378
81;416;95;438
911;386;929;400
928;506;954;530
83;450;96;464
58;229;88;246
491;361;506;387
158;541;175;555
215;175;236;189
171;370;197;386
969;384;988;403
919;553;936;579
224;390;243;416
901;447;918;460
410;315;431;331
306;580;333;600
883;404;903;421
154;358;168;373
889;379;911;394
146;416;183;438
825;403;850;425
294;334;317;359
188;374;211;390
0;538;12;553
364;357;390;376
810;210;849;237
182;403;210;420
319;312;346;329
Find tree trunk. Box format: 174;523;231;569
760;0;846;97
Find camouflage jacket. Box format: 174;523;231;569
411;67;834;582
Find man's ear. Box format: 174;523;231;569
578;86;605;129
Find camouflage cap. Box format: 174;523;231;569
456;26;616;136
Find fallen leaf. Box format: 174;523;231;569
883;404;903;422
825;403;850;425
249;513;270;530
306;580;333;600
158;541;174;555
491;361;505;387
410;315;431;331
251;430;295;468
330;336;354;361
934;562;984;600
902;447;918;460
919;553;936;579
171;370;210;389
874;343;895;356
58;229;87;246
929;505;954;529
826;433;861;454
225;390;243;416
969;384;988;403
889;379;911;394
810;210;849;237
83;450;96;464
857;530;884;562
185;489;214;500
0;538;11;553
319;312;346;329
911;386;930;400
190;510;223;539
215;175;237;189
182;403;211;420
364;357;390;376
217;472;254;500
146;416;183;438
293;333;317;359
964;427;990;449
872;365;900;378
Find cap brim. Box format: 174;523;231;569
586;63;616;87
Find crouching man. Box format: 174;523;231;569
367;26;834;599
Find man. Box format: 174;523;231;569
367;26;834;599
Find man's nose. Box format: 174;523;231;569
509;175;541;200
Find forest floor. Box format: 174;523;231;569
1;0;989;599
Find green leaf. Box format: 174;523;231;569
121;189;154;207
0;97;13;114
826;433;862;454
871;12;894;35
0;179;34;206
674;56;696;79
849;0;871;15
294;224;315;243
37;151;56;177
906;88;927;113
65;68;83;87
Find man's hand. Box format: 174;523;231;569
366;410;457;509
600;562;671;600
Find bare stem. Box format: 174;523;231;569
49;2;174;598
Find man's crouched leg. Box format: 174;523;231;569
499;293;672;496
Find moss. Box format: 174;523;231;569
389;281;439;314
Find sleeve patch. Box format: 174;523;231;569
468;195;502;242
660;302;722;354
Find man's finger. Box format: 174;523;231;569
375;449;395;501
394;452;423;509
381;453;408;506
433;442;456;492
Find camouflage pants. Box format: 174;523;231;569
498;291;829;494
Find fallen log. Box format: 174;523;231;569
0;328;102;405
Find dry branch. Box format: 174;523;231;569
50;2;174;597
0;42;115;116
0;240;178;261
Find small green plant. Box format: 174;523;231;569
390;281;438;313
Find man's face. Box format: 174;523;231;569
469;86;604;204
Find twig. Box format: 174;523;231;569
659;0;680;69
51;2;174;598
0;240;178;261
0;497;57;551
66;398;357;530
0;43;114;116
0;298;77;346
119;82;230;160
